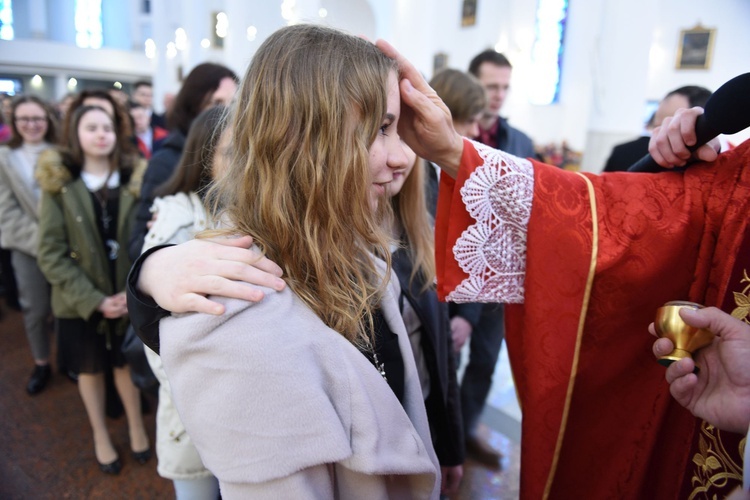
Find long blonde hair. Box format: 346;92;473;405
392;156;435;290
208;25;396;347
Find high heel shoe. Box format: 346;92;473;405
98;457;122;475
131;447;152;465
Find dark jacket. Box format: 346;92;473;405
391;244;465;467
492;116;536;160
36;150;145;321
603;135;651;172
128;130;186;261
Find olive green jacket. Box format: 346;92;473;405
36;150;145;320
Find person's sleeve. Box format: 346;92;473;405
125;244;173;354
0;157;38;255
440;327;465;466
37;191;104;319
448;303;482;327
128;152;173;261
435;139;533;304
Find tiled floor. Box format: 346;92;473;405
0;297;520;499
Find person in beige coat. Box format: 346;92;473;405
0;95;57;394
140;25;441;498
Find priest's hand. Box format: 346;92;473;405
649;107;721;167
375;39;464;178
650;306;750;434
137;235;286;315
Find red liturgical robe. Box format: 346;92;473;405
436;139;750;499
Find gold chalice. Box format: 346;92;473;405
654;300;715;369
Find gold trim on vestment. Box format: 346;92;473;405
543;173;599;499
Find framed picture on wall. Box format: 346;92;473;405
461;0;477;27
676;25;716;70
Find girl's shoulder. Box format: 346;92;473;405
36;149;71;194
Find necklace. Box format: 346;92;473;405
361;335;387;382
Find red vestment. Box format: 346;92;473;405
436;140;750;499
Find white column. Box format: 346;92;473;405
579;0;658;171
150;0;178;113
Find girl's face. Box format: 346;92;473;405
77;108;116;160
367;72;409;210
14;102;48;144
212;127;232;180
387;141;416;198
204;77;238;110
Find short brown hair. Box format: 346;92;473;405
429;69;486;122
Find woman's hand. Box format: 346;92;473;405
137;235;286;315
375;39;464;178
99;291;128;318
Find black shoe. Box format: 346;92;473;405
26;365;51;395
98;457;122;475
131;448;152;465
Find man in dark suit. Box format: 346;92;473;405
132;81;168;130
603;85;712;172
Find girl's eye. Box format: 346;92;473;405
380;124;389;136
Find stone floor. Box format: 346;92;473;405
0;296;520;499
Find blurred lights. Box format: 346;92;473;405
201;38;211;48
30;74;43;88
246;25;257;41
281;0;297;24
175;28;187;51
319;8;328;18
215;12;228;38
67;78;78;89
166;41;177;59
145;38;156;59
113;81;122;89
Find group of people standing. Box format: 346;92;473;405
0;61;238;492
2;21;749;500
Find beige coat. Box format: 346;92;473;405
160;267;440;499
0;146;46;255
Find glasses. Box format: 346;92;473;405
15;116;47;125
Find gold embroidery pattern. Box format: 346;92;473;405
688;421;745;500
731;269;750;323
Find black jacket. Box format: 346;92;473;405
127;131;186;261
391;244;465;466
603;136;650;172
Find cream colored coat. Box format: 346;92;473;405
160;267;440;499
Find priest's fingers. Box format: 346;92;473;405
665;356;697;384
679;306;750;340
694;140;720;163
375;39;431;94
652;337;675;358
650;108;703;167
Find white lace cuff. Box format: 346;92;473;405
447;140;533;304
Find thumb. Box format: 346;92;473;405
679;306;742;339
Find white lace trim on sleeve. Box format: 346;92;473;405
447;140;533;304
